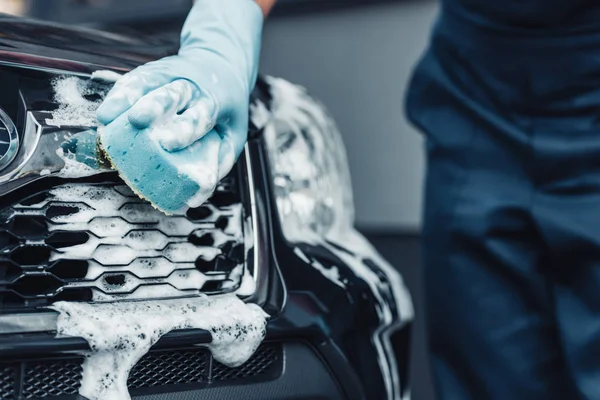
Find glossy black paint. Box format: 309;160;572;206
0;14;166;73
249;79;411;399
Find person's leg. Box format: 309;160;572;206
409;55;574;400
423;138;575;399
423;147;573;399
532;121;600;400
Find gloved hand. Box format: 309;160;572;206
97;0;263;214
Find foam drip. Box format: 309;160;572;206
250;76;414;400
51;294;268;400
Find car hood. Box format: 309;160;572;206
0;13;174;73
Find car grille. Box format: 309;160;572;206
0;343;282;399
0;171;248;312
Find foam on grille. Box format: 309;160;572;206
0;344;280;399
51;294;268;400
5;182;248;302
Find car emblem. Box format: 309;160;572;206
0;108;19;172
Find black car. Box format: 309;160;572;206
0;14;414;400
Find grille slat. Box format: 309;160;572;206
0;174;249;311
0;344;282;399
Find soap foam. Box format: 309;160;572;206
181;137;238;210
144;82;215;152
55;148;99;179
46;76;107;128
250;76;414;400
45;75;113;177
173;134;222;210
227;263;256;296
177;162;218;208
91;70;123;83
51;294;268;400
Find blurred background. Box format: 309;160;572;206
1;0;438;398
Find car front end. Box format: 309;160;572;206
0;14;413;400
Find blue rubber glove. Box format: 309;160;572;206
97;0;263;214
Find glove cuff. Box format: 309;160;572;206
181;0;264;93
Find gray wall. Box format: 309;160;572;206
261;1;438;231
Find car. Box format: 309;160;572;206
0;14;414;400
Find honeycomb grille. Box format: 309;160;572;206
0;344;282;399
128;348;208;388
0;365;15;400
211;344;278;381
0;173;249;312
22;359;82;398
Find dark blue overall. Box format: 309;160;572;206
407;1;600;398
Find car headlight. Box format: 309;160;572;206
252;76;414;400
252;76;354;242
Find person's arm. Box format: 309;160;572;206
255;0;277;16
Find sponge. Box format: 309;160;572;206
99;113;222;215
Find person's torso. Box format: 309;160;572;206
407;1;600;197
443;0;599;30
408;0;600;131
